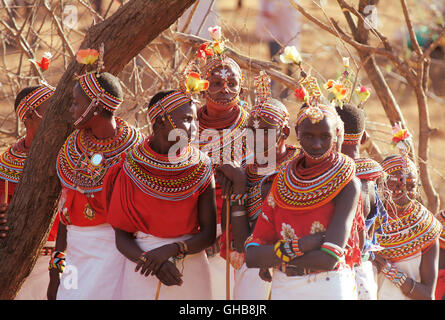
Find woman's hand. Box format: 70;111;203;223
135;243;178;277
155;261;183;286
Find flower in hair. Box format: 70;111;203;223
76;49;99;65
208;26;222;41
294;86;307;101
392;123;411;145
211;40;225;55
30;52;52;71
355;85;371;103
196;42;214;61
279;46;302;65
185;72;209;93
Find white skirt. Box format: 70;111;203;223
377;251;421;300
233;263;271;300
270;267;358;300
57;224;126;300
15;241;54;300
355;261;378;300
119;232;213;300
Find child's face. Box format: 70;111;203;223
297;117;337;159
386;171;419;204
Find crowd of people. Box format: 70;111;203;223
0;23;444;301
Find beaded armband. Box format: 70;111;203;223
174;241;188;260
48;251;66;273
230;193;248;207
274;240;291;263
382;262;407;288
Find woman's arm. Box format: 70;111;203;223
247;177;361;270
402;240;439;300
47;222;68;300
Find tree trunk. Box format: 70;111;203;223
0;0;196;300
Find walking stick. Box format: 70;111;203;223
4;180;8;204
155;279;161;300
225;196;230;300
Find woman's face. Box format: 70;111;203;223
297;116;337;159
70;83;94;128
206;64;241;106
386;170;419;205
164;102;198;144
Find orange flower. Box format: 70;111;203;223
185;72;209;93
196;42;214;60
76;49;99;65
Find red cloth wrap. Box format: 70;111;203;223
435;268;445;300
104;155;201;238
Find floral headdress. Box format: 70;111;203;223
381;122;416;175
279;46;340;127
73;44;123;126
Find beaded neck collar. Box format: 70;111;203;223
57;117;142;193
0;138;29;183
122;138;213;201
377;200;442;261
270;151;356;211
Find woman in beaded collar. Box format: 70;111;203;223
105;90;216;299
373;154;441;300
49;68;143;300
244;99;363;300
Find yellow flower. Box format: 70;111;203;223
212;40;224;55
279;46;302;64
185;72;209;93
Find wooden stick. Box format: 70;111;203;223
155;279;161;300
225;197;230;300
4;181;8;204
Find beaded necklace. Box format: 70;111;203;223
438;210;445;250
0;138;28;183
245;145;299;221
196;104;251;167
123;139;213;201
57;117;142;193
354;157;383;182
270;151;356;210
376;201;442;261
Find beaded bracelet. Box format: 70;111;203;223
274;240;290;263
280;240;298;260
48;251;66;273
174;241;188;260
230;193;248;206
138;251;148;263
290;239;304;257
320;242;345;262
382;262;408;288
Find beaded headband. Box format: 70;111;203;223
343;131;364;145
251;71;289;128
381;155;417;175
16;86;54;122
78;73;123;113
147;90;192;125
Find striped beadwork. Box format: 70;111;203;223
122;140;213;201
78;73;123;112
56;117;142;193
355;158;383;181
437;210;445;250
196;105;252;168
147;90;192;124
376;201;442;261
0;138;28;183
16;86;54;122
271;152;356;210
244;145;299;221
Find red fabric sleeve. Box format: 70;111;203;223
246;191;278;247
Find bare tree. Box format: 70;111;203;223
0;0;197;300
290;0;445;213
